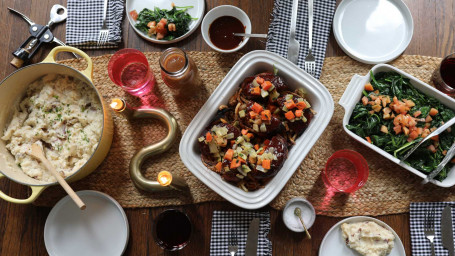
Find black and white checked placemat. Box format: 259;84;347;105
66;0;123;49
210;211;272;256
410;202;455;256
266;0;336;79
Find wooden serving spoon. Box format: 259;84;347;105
28;143;86;210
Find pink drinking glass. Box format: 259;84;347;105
108;49;156;96
322;149;369;193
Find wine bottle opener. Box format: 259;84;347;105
8;4;76;68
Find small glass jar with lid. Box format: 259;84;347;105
159;47;201;95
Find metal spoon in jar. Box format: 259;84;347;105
233;33;268;38
294;207;311;239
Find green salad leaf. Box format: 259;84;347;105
135;6;196;41
346;71;455;181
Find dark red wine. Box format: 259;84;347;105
440;58;455;88
153;209;192;251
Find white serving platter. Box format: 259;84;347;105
319;216;405;256
340;64;455;187
333;0;413;64
44;190;129;256
125;0;204;44
179;50;334;209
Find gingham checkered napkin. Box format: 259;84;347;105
210;211;272;256
266;0;336;79
66;0;123;49
410;202;455;255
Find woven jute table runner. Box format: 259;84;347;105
33;52;455;217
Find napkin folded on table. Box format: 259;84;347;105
266;0;337;79
210;211;272;256
410;202;455;256
66;0;123;49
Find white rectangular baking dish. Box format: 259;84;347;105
179;50;334;209
340;64;455;187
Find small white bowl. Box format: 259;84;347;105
282;197;316;232
201;5;251;53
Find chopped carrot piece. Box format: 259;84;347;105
251;86;261;95
238;157;247;164
230;140;235;146
393;126;402;134
246;133;254;139
254;144;260;150
362;96;369;106
429;108;438;116
129;10;138;20
413;111;421;117
262;159;271;169
295;109;303;117
261;110;272;120
256;77;265;84
241;129;248;135
365;136;372;143
409;130;419;140
215;162;222;172
249;111;258;119
224;149;234;161
252;103;263;113
285;99;296;109
159;18;168;25
230;159;241;169
365;83;374;91
257;148;265;155
296;101;307;110
285;111;295;120
430;135;439;141
261;81;273;91
206;132;212;142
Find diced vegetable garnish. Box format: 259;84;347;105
252;103;263;113
224;149;234;161
261;81;273;91
251;87;261;95
230;158;241;169
365;83;374;91
285;111;295;120
215;162;222;171
130;10;138;20
295;109;303;118
206;132;212;142
296;101;306;110
239;110;246;118
261;110;271;120
285;99;296;109
241;129;248;135
262;159;271;169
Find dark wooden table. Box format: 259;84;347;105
0;0;454;255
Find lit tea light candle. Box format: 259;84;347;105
158;171;172;186
109;98;134;117
156;171;189;191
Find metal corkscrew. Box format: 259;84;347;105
8;4;77;68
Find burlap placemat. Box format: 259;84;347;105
33;53;455;217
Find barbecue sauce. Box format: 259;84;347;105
209;16;245;50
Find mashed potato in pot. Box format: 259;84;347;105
341;221;395;256
1;74;103;182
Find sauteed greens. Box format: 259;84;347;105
133;6;195;41
347;71;455;181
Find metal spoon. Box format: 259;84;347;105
233;33;268;38
294;207;311;239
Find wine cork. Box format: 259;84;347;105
10;57;24;68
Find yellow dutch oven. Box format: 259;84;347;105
0;46;113;204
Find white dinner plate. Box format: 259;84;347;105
319;216;405;256
44;191;129;256
333;0;413;64
125;0;205;44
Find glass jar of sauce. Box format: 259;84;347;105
160;48;201;95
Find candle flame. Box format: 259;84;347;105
110;98;125;111
157;171;172;186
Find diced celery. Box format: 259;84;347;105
261;89;269;98
239;110;246;118
198;136;205;142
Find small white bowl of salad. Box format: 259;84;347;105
126;0;205;44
